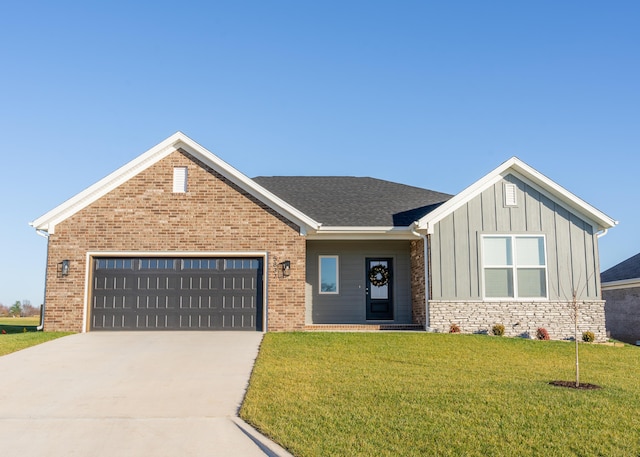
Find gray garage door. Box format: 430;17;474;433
91;257;263;331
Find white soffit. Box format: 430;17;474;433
30;132;320;234
601;278;640;290
306;226;420;240
416;157;618;234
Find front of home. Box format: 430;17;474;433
31;133;617;340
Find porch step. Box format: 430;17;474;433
304;324;424;332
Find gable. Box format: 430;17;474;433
54;149;303;245
30;132;319;235
416;157;617;235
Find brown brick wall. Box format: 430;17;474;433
410;238;426;326
44;149;306;332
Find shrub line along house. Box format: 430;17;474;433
31;132;617;340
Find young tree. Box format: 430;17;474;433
562;272;593;388
9;301;22;317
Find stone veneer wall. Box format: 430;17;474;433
429;300;607;341
410;239;426;326
43;149;306;332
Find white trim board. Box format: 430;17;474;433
416;157;617;234
30;132;320;235
82;250;269;333
601;278;640;290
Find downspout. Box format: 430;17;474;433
35;229;49;331
412;224;431;331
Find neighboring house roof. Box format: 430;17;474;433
601;252;640;283
253;176;452;227
416;156;618;234
29;132;320;235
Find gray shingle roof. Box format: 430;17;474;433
601;252;640;282
253;176;452;227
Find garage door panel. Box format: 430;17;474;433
91;257;262;331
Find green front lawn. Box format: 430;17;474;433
240;332;640;457
0;316;40;326
0;332;72;356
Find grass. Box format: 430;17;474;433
0;332;72;356
240;332;640;457
0;316;40;326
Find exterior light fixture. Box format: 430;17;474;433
280;260;291;277
58;260;70;277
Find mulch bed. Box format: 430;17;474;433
549;380;602;390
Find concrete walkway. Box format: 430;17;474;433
0;332;292;456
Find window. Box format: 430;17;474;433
173;167;188;193
182;259;220;270
223;259;260;270
482;235;547;299
95;259;133;270
140;259;175;270
319;256;339;294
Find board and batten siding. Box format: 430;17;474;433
430;174;602;301
306;240;412;324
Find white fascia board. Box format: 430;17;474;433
416;161;506;234
601;278;640;290
508;159;617;231
306;226;420;240
417;157;617;234
30;132;320;235
30;133;182;233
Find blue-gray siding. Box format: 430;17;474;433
306;240;412;324
431;174;601;301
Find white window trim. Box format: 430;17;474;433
481;234;549;301
319;255;339;295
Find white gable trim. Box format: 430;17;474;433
601;278;640;290
416;157;617;234
306;226;421;240
30;132;320;234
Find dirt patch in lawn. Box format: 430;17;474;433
549;380;602;390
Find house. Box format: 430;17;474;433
601;253;640;344
30;132;617;340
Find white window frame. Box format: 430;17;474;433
319;255;339;295
481;234;548;300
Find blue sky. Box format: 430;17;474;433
1;1;638;306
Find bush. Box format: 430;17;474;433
536;327;550;340
492;323;505;336
449;323;461;334
582;331;595;343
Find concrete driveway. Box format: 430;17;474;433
0;332;291;456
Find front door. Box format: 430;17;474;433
366;258;393;320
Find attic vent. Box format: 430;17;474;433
504;183;517;206
173;167;188;193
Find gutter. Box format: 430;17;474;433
34;227;49;330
